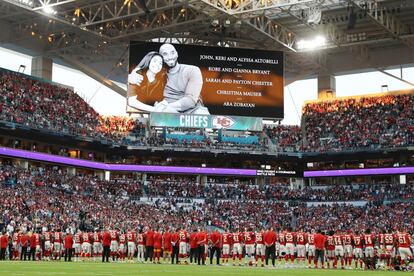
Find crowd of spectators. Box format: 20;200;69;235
1;69;414;154
0;70;146;145
1;164;414;234
98;116;146;144
0;164;143;233
294;202;414;234
264;125;303;152
144;175;414;202
303;93;414;152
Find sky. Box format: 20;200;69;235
1;46;413;125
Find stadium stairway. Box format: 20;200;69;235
300;115;308;148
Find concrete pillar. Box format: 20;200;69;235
200;175;207;185
142;173;147;182
317;74;336;99
309;178;315;187
104;171;110;181
31;56;53;81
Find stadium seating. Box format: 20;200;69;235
302;93;414;152
2;68;413;154
2;165;413;233
264;125;303;152
0;69;146;145
145;175;414;201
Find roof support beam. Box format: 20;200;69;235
245;15;297;52
199;0;318;15
351;0;414;49
59;55;127;97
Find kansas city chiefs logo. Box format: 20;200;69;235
212;116;235;129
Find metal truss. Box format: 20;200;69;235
351;0;414;50
352;0;410;38
199;0;319;15
151;36;239;47
245;15;297;51
324;21;372;73
32;0;76;9
65;0;187;28
110;6;210;39
190;0;300;52
0;0;29;18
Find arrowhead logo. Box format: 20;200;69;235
212;116;236;129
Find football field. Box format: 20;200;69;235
0;262;408;276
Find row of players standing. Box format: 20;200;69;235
0;227;412;270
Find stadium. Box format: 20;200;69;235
0;0;413;275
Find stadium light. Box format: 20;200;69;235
296;35;326;50
42;4;57;15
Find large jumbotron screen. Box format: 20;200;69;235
127;41;284;118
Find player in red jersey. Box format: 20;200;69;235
93;229;102;262
296;229;307;267
284;228;296;267
109;229;119;261
342;230;353;269
209;230;221;265
221;230;232;265
137;229;145;263
73;229;82;262
118;231;127;262
231;229;243;266
363;228;375;268
53;229;63;260
396;228;412;265
153;228;163;264
178;227;189;264
325;231;336;269
196;228;208;265
307;229;316;268
189;228;198;264
81;231;92;260
255;228;265;267
29;231;40;261
43;230;52;261
126;229;136;262
145;227;154;263
243;227;255;266
171;228;180;264
277;229;286;266
162;228;172;264
333;230;345;269
352;231;364;269
384;229;395;269
34;231;41;260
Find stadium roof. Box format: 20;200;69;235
1;0;414;96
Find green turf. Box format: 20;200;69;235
0;261;408;276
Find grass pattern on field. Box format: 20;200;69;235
0;261;408;276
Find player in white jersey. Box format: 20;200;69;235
307;230;316;268
73;230;82;262
93;230;102;262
